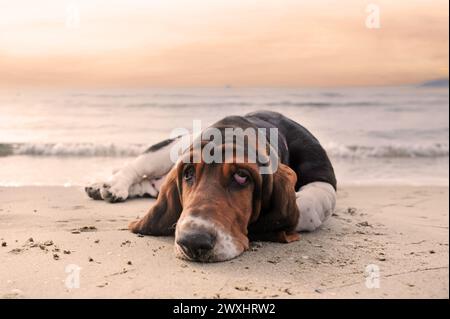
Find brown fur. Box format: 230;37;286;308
129;150;300;253
129;168;182;235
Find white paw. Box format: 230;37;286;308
296;196;324;231
100;183;129;203
85;182;104;200
295;182;336;232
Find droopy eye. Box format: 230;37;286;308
183;165;195;182
233;169;249;186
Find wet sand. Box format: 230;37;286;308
0;186;448;298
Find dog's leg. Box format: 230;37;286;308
128;176;166;199
85;136;185;203
85;164;123;200
295;182;336;232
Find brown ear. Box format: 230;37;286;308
248;163;300;243
128;167;182;236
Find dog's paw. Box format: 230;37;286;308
100;183;129;203
85;183;104;200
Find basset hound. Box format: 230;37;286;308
85;111;337;262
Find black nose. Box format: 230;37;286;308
176;232;216;259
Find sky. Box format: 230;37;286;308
0;0;448;88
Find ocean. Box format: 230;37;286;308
0;86;448;187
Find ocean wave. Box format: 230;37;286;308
325;143;449;158
127;102;252;108
1;142;448;159
0;143;146;157
265;101;381;107
125;101;382;108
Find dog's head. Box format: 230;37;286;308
129;136;300;262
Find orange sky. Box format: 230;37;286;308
0;0;448;88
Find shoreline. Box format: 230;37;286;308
0;185;448;298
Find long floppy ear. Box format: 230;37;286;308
128;166;182;236
248;163;300;243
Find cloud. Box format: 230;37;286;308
0;0;448;87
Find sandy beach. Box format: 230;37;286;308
0;185;448;299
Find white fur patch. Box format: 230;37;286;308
128;177;166;198
175;215;241;262
295;182;336;232
89;137;182;201
109;141;177;187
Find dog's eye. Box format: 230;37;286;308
183;165;195;182
233;169;249;186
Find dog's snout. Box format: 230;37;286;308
176;232;216;259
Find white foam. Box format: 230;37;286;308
7;143;147;157
2;142;448;159
325;142;449;159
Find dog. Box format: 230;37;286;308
85;111;337;262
